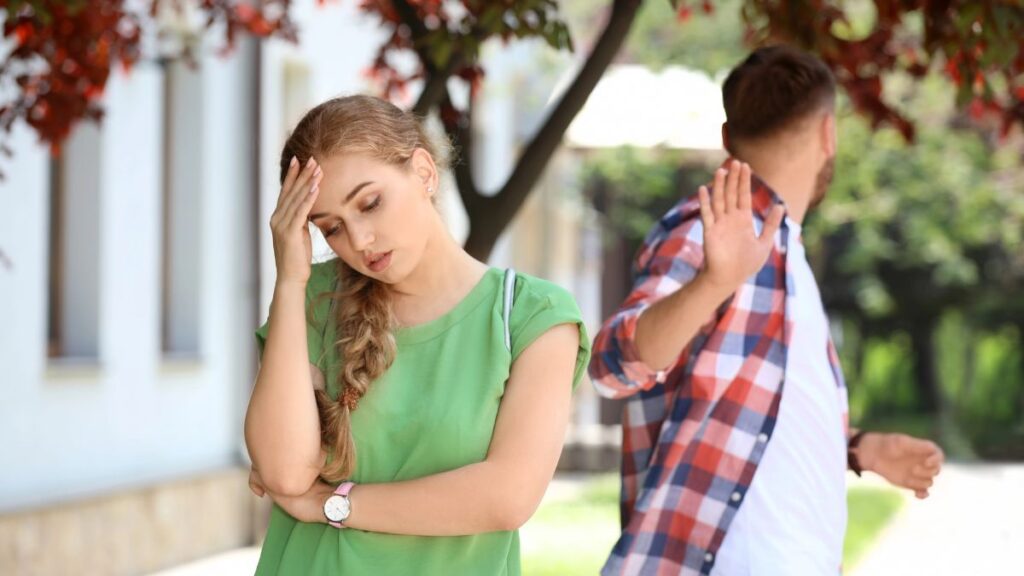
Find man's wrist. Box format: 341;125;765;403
692;271;740;306
850;431;881;474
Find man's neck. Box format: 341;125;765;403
738;154;816;225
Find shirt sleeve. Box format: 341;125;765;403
509;276;592;391
254;261;338;371
589;203;708;399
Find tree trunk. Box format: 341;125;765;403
960;318;975;405
1017;322;1024;425
460;0;642;260
910;318;940;414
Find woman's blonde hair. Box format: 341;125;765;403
279;95;448;482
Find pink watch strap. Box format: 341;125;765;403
336;481;355;497
327;481;355;529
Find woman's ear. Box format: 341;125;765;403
409;148;438;198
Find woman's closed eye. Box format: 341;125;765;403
323;196;381;237
361;195;382;213
325;222;343;237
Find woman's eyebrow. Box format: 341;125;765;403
309;181;374;221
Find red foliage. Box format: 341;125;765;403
0;1;141;151
356;0;570;126
0;0;296;154
742;0;1024;140
1;0;1022;155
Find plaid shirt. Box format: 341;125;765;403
590;168;850;575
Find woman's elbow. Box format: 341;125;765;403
494;490;544;531
260;468;318;497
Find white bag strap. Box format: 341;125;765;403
503;268;516;353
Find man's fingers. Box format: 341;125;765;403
916;453;943;475
711;168;727;221
698;186;716;228
914;489;929;500
738;162;752;211
906;475;934;492
724;159;740;214
905;436;940;454
924;452;944;470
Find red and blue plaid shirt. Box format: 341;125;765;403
590;169;849;575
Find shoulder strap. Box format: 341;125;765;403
503;268;516;353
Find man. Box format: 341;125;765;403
590;45;944;576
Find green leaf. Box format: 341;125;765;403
429;37;453;69
479;6;504;35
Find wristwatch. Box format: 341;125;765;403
847;430;867;477
323;481;355;528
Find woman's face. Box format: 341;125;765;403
307;150;437;284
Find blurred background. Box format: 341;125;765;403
1;1;1022;575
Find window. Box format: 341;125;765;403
47;122;101;360
160;58;202;356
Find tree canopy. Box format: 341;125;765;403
2;0;1022;258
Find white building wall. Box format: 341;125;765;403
0;44;259;512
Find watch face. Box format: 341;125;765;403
324;494;350;523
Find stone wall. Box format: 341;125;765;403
0;468;256;576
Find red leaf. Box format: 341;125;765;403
945;59;962;85
249;17;275;36
83;85;104;100
234;3;258;22
13;23;34;44
969;98;985;119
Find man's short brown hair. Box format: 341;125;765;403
722;45;836;146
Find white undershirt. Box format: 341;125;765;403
712;218;848;576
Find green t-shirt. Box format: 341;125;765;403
252;260;591;576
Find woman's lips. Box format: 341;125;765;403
365;251;392;273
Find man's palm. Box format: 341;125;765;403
698;161;785;290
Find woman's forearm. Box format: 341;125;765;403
244;281;324;496
275;323;578;535
343;459;535;536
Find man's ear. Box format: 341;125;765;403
821;112;837;158
721;122;731;154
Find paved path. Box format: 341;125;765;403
850;464;1024;576
151;466;1024;575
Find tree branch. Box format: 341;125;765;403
391;0;464;115
463;0;643;258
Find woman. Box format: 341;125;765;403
243;95;590;575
